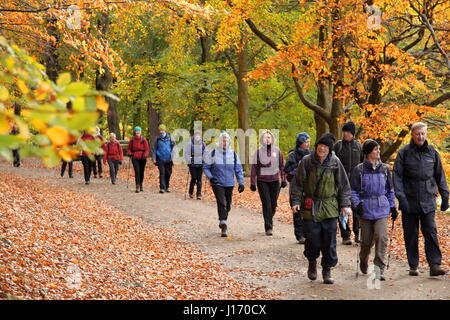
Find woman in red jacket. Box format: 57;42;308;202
103;132;124;184
127;126;150;193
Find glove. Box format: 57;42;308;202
398;198;409;215
250;185;257;192
280;181;287;188
390;207;398;221
238;184;245;193
355;202;364;217
441;197;449;211
210;177;219;185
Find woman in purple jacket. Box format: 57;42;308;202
351;139;398;280
250;130;287;236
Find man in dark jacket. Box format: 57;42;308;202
285;132;311;243
290;133;352;284
184;130;206;200
10;124;20;167
393;122;449;277
333;121;363;245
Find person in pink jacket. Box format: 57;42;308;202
250;130;287;236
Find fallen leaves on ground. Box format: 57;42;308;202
0;170;279;300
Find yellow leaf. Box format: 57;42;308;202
96;96;109;112
17;80;29;94
0;86;9;101
46;126;70;147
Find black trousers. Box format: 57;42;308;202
257;180;280;232
61;160;73;177
132;158;146;186
81;155;92;182
12;149;20;167
303;218;338;268
212;186;234;222
107;159;120;183
402;211;442;269
189;166;203;196
293;212;304;240
158;161;173;190
92;155;103;176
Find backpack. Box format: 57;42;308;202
353;162;389;195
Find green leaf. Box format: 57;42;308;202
57;72;71;87
67;113;98;130
64;82;89;96
72;97;85;112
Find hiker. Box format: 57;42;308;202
184;130;206;200
250;130;287;236
393;122;449;277
103;132;124;185
290;133;352;284
92;127;105;178
351;139;397;281
60;160;73;178
10;124;20;167
333;121;363;245
284;132;311;244
152;124;175;193
78;129;95;184
203;132;245;237
127;126;150;193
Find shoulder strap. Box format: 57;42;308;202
335;140;343;155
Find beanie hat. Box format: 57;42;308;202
362;139;379;155
342;121;356;136
315;133;336;151
296;132;310;147
133;126;142;133
158;124;167;131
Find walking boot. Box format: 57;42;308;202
136;185;140;193
219;223;228;237
322;267;334;284
430;264;446;276
265;229;273;236
360;261;368;274
140;185;143;192
342;238;352;245
307;260;317;280
409;268;419;276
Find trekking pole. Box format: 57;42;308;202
184;167;190;200
126;157;131;189
356;227;361;278
386;219;395;270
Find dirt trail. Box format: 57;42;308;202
1;161;449;300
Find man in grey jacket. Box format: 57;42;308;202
393;122;449;277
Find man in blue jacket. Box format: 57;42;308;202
204;132;245;237
152;124;175;193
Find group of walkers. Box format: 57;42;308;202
11;120;449;285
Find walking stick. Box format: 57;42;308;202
184;167;190;200
386;219;395;270
126;157;131;189
356;227;361;278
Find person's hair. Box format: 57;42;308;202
411;122;427;133
110;132;116;138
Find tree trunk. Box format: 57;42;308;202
43;17;60;82
147;101;161;148
236;40;250;176
96;11;121;139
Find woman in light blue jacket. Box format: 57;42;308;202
203;132;245;237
